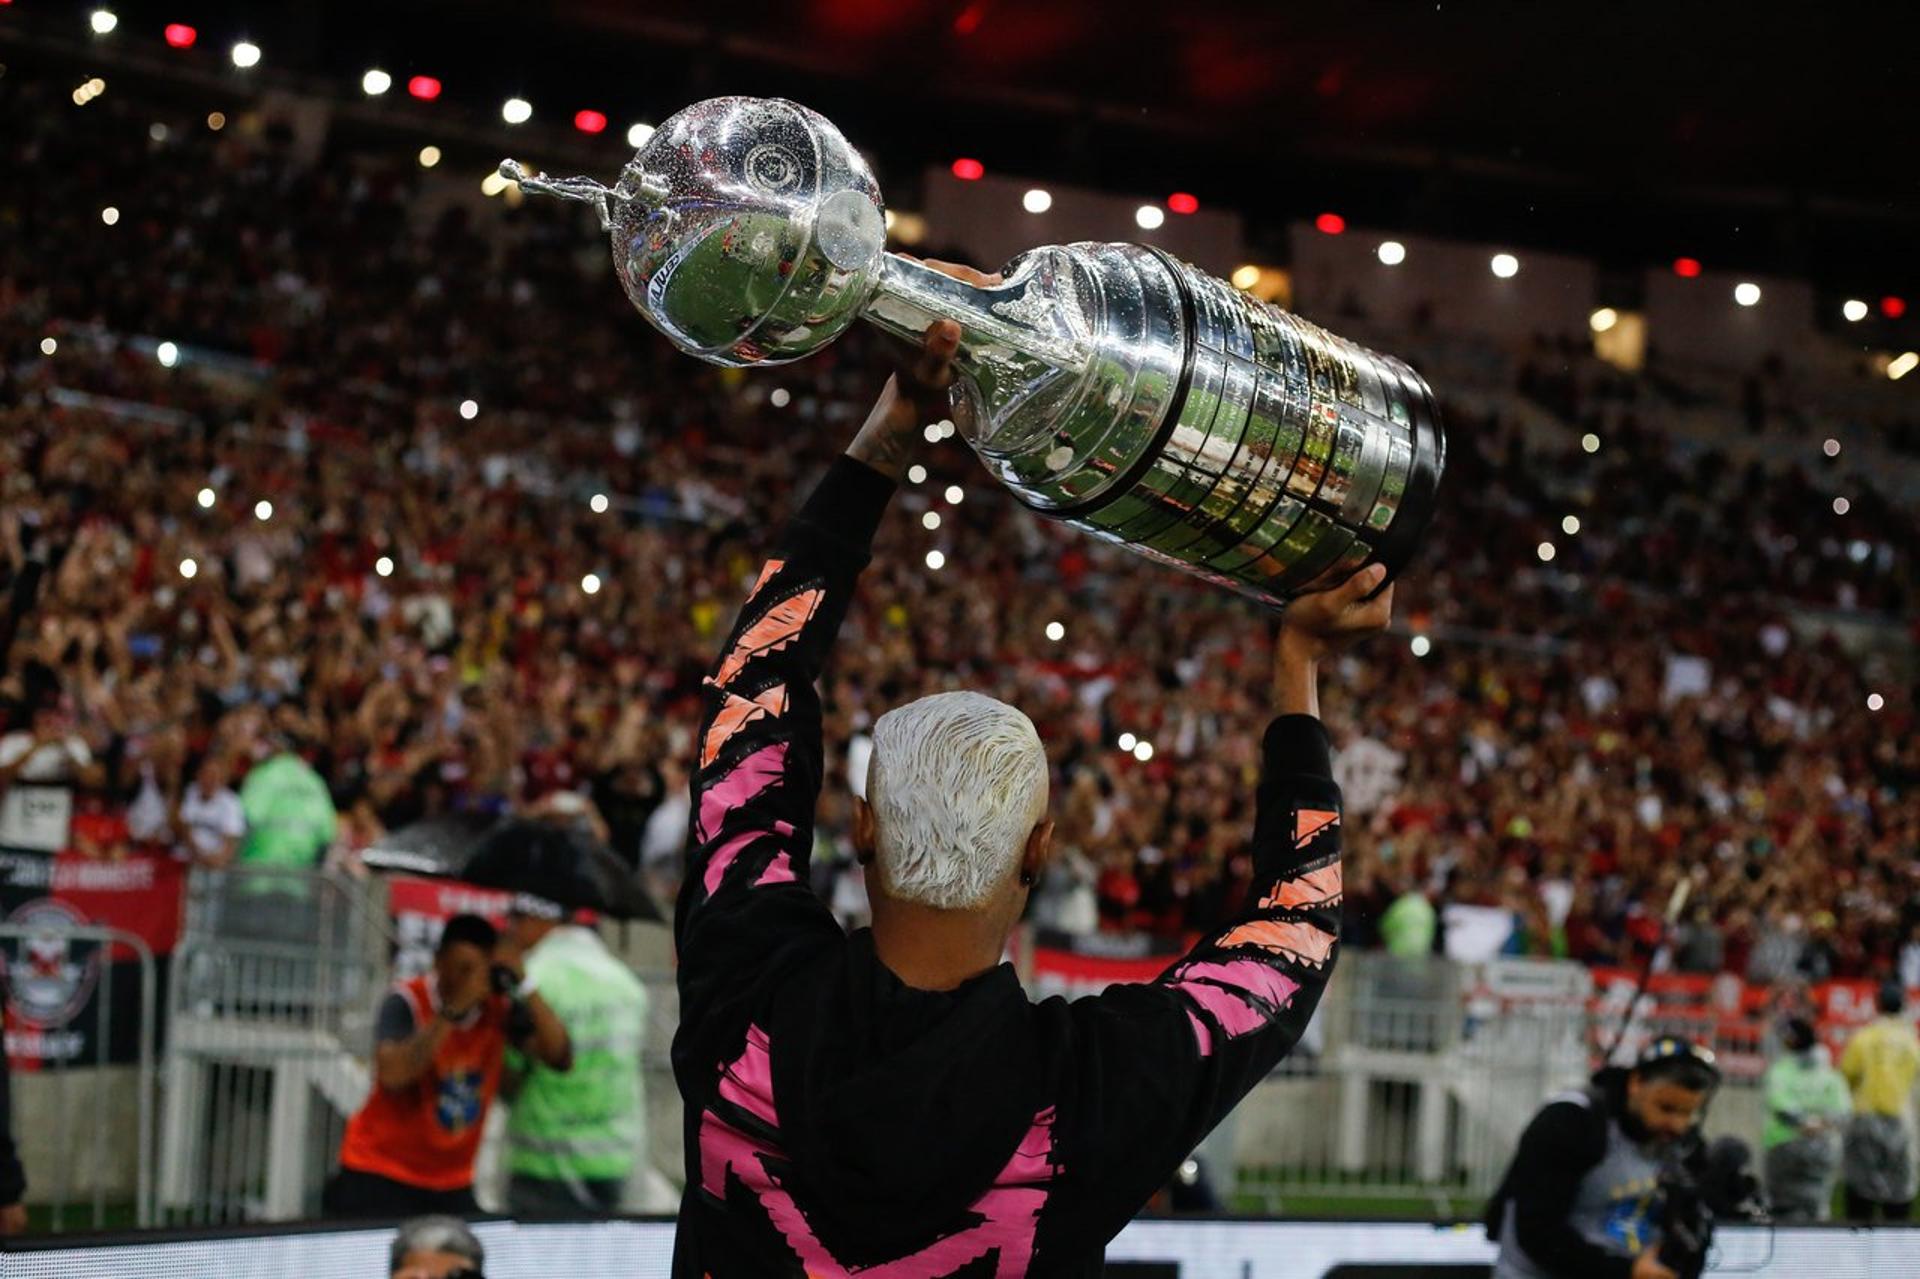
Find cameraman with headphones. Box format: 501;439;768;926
1486;1039;1730;1279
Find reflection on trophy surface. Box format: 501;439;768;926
503;95;1444;606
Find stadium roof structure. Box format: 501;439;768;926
12;0;1917;303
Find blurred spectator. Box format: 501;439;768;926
1762;1016;1851;1220
1380;876;1438;958
328;914;570;1218
389;1214;485;1279
499;905;647;1216
1839;981;1920;1221
236;748;336;874
174;754;247;867
0;1045;25;1236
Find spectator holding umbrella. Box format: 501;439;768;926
461;818;653;1215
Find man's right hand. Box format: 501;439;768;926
1631;1249;1679;1279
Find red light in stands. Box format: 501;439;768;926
1883;296;1908;319
164;22;197;47
953;3;984;34
574;109;607;134
950;158;984;181
407;76;442;101
1314;212;1346;235
1167;192;1199;215
1672;257;1702;278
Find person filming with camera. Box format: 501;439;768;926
1486;1038;1737;1279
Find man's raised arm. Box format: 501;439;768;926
1064;566;1395;1232
673;306;972;1035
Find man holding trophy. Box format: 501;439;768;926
508;95;1438;1273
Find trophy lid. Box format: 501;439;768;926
609;96;887;366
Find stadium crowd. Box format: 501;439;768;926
2;69;1918;994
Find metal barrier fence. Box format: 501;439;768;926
158;865;391;1226
1231;952;1595;1215
0;920;159;1230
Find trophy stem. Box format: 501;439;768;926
864;254;1089;370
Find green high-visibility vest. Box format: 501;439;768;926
506;926;649;1182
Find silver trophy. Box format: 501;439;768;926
502;96;1443;605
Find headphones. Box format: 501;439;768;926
1635;1036;1722;1089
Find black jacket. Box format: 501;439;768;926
0;1033;24;1207
670;457;1346;1276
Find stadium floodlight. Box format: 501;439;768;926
1842;299;1868;322
1733;282;1761;306
362;69;392;96
417;145;441;169
1135;205;1165;230
90;9;118;35
1167;193;1199;215
627;122;655;147
502;98;532;125
1888;351;1918;381
1589;308;1618;333
231;41;261;68
1231;265;1260;290
1022;189;1052;214
1377;240;1406;265
1490;253;1519;278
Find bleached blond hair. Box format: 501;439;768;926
866;691;1049;910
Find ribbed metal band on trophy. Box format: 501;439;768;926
503;95;1444;607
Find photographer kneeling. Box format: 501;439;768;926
1486;1039;1730;1279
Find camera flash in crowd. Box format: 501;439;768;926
1132;740;1155;762
1134;205;1164;231
197;487;216;509
1581;433;1601;454
945;485;964;504
590;493;609;513
459;399;479;420
627;122;655;148
1045;621;1065;642
375;556;394;578
255;499;273;521
923;424;942;443
1561;514;1581;535
231;41;261;69
1832;497;1850;515
1410;635;1432;657
101;206;120;225
502;98;533;125
1117;732;1137;752
1490;253;1519;278
157;341;179;367
178;557;197;579
1867;693;1885;712
581;573;603;595
362;69;392;96
906;465;927;484
924;550;945;570
40;337;57;356
418;146;442;169
922;511;941;530
1536;542;1556;562
770;388;791;407
90;10;119;35
1377;241;1406;266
